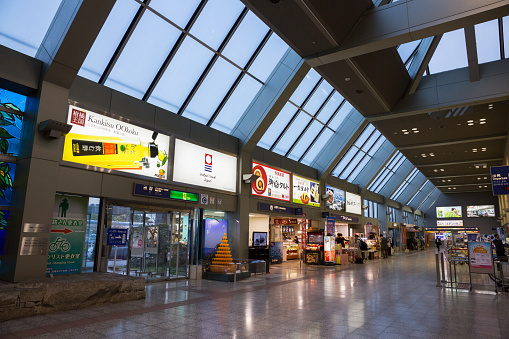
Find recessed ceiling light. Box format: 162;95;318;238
488;106;493;110
480;118;486;121
412;128;417;131
448;187;452;190
484;185;488;188
468;123;474;126
345;77;351;81
467;120;474;123
442;180;446;183
453;187;456;190
430;153;435;156
434;169;438;172
481;148;486;151
484;177;487;180
483;165;487;168
414;130;419;133
480;121;486;124
402;129;407;132
404;132;409;135
440;169;445;172
479;185;482;188
477;177;481;180
448;179;451;182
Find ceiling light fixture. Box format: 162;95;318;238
440;169;445;172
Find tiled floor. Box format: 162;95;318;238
1;250;508;338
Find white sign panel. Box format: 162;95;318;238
292;175;320;207
64;105;170;180
252;162;290;201
173;139;237;193
345;192;362;215
437;220;464;227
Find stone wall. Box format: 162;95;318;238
0;273;145;321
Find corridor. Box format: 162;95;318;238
1;251;508;338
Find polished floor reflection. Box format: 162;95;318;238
1;250;508;338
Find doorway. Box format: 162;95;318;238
106;203;192;280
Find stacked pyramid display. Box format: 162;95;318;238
209;233;235;274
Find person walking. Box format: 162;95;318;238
381;235;388;258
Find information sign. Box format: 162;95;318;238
47;194;88;276
133;183;171;199
107;228;128;246
490;165;509;195
468;241;494;274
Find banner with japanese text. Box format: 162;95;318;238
252;162;290;201
47;194;88;276
292;174;320;207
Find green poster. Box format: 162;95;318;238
46;194;89;276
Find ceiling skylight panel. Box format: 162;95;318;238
289;69;320;106
397;40;420;64
272;112;312;155
368;135;386;156
428;29;468;74
315;92;344;123
332;147;356;177
189;0;244;50
211;76;262;133
288;120;323;160
328;101;353;131
79;0;140;82
347;155;371;181
104;10;181;99
148;37;214;113
248;33;288;82
354;124;375;148
301;128;334;165
258;102;299;149
148;0;201;28
222;11;269;67
302;82;333;116
182;58;241;124
504;17;509;58
0;0;62;57
341;152;366;180
475;19;500;64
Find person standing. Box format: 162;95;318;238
435;236;442;251
381;235;388;258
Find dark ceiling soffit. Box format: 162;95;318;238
416;157;504;167
306;0;509;66
40;0;116;89
0;45;42;94
406;35;442;96
397;134;507;151
429;173;491;179
367;58;509;122
464;26;480;82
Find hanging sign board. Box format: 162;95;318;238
64;105;170;180
326;217;335;236
345;192;362;215
468;241;494;274
252;162;290;201
292;175;320;207
490;165;509;195
325;185;345;211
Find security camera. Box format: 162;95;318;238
243;174;260;184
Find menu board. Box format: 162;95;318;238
325;185;345;211
436;206;462;218
468;242;494;274
292;175;320;207
251;162;290;201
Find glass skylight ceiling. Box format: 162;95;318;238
258;68;353;166
0;0;63;57
331;124;386;182
406;180;430;206
78;0;289;134
391;168;420;201
368;151;405;193
428;16;508;74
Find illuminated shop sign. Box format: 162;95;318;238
436;206;462;218
64;105;170;180
325;185;345;211
466;205;495;218
292;174;320;207
345;192;362;215
133;184;198;202
173;139;237;193
252;162;290;201
258;202;294;214
437;220;464;227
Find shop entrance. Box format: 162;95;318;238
106;203;192;279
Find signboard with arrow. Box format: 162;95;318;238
47;194;88;276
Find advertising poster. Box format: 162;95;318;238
324;236;335;263
251;162;290;201
468;242;493;272
345;192;362;215
437;220;464;227
436;206;462;218
63;105;170;180
173;139;237;193
325;185;345;211
301;213;307;248
292;175;320;207
47;194;88;276
326;217;335;236
466;205;495;218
